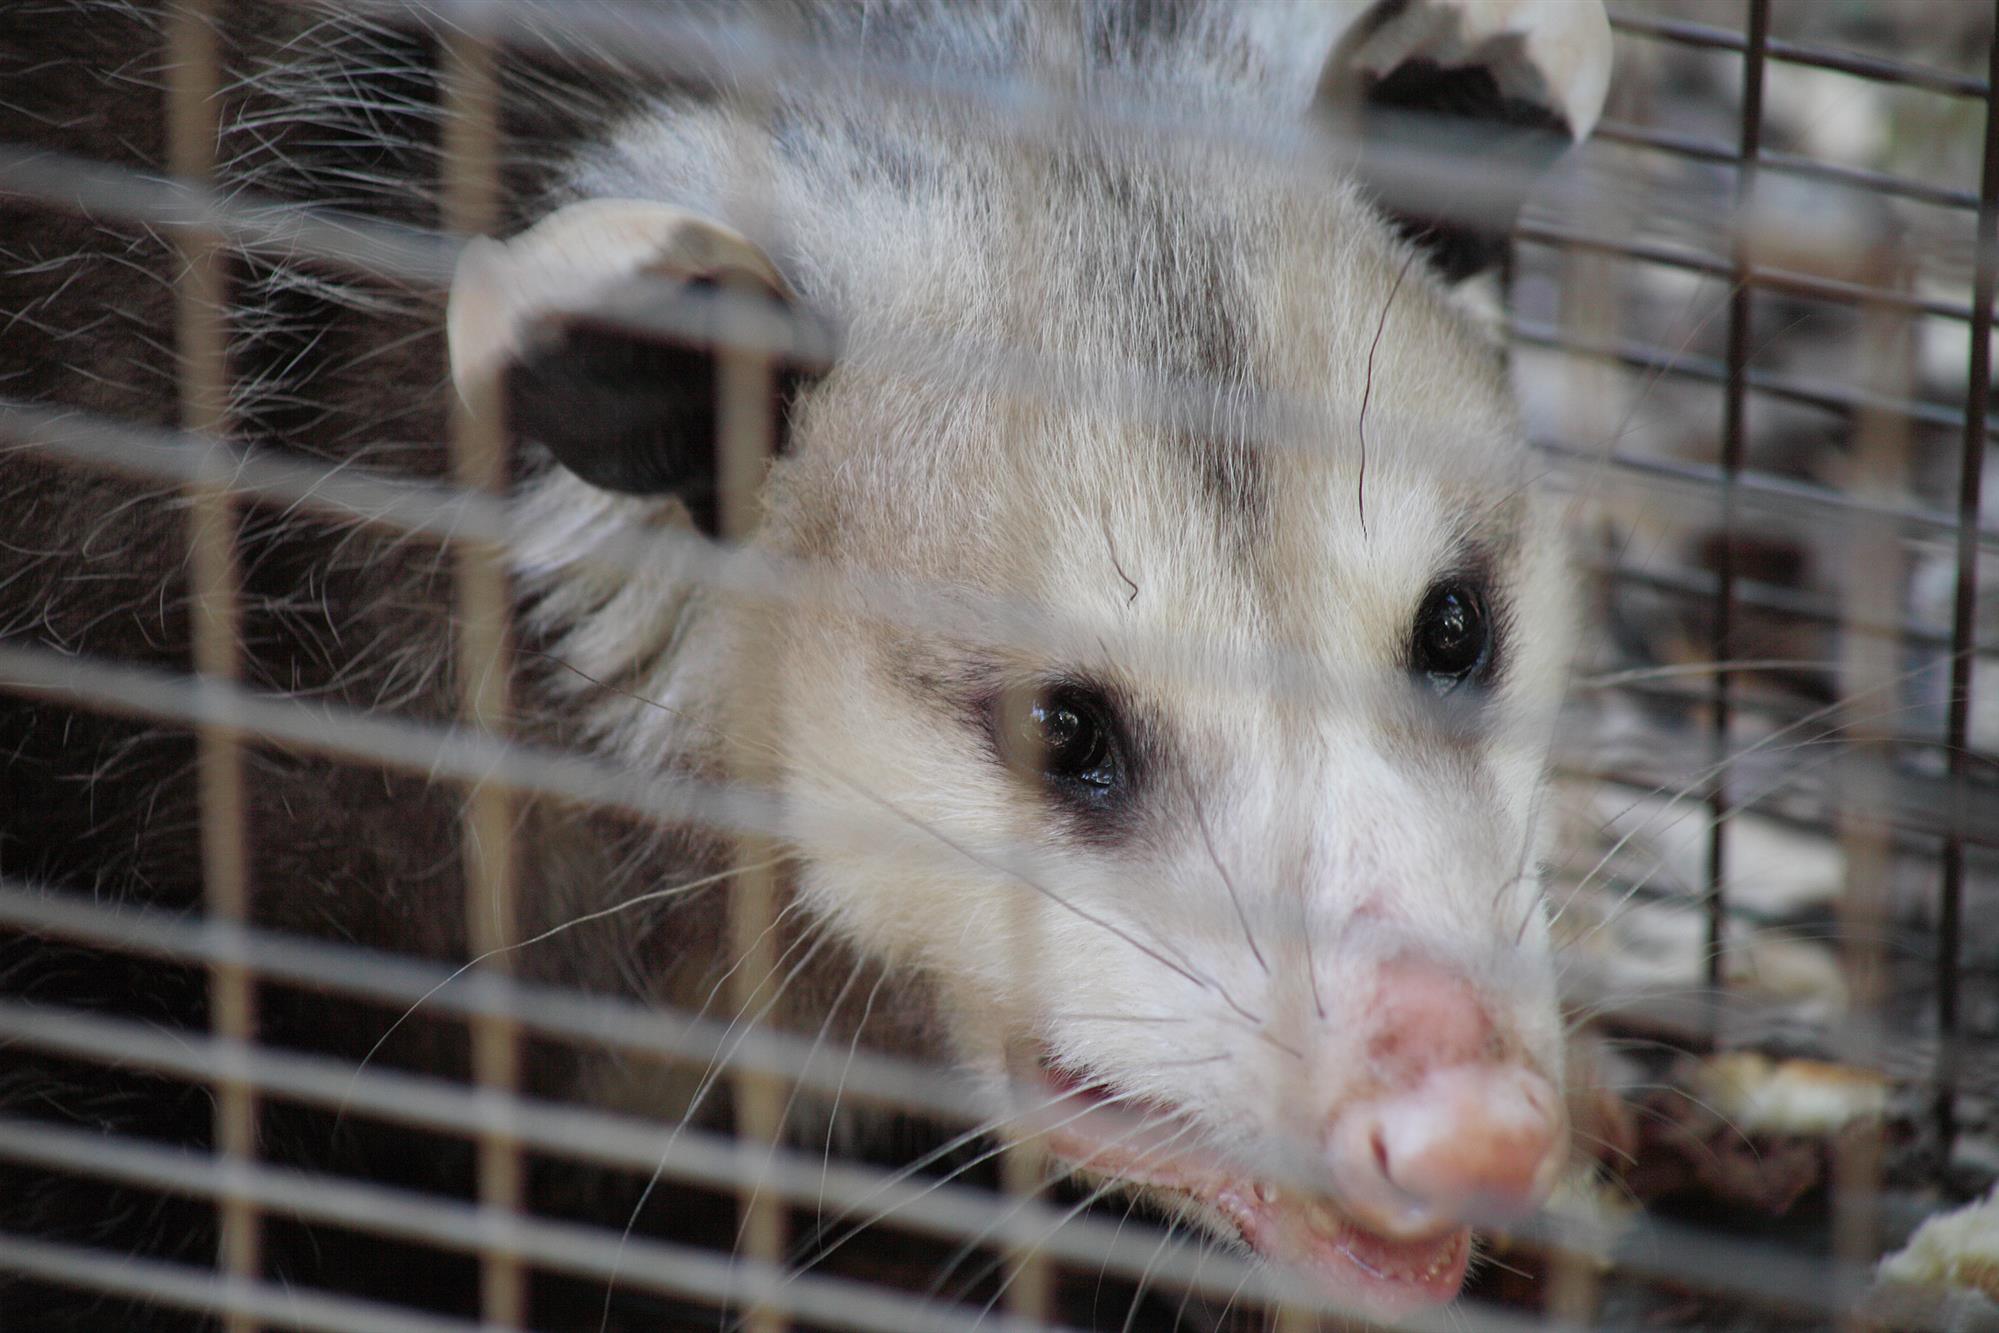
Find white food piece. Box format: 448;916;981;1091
1693;1052;1887;1138
1878;1183;1999;1305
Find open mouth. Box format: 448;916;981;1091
1012;1044;1472;1315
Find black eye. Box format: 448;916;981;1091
994;683;1120;790
1411;581;1491;690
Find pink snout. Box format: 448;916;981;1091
1326;1063;1566;1240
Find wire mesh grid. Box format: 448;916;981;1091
0;1;1995;1330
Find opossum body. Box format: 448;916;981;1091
0;0;1609;1325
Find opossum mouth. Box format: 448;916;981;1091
1014;1045;1470;1315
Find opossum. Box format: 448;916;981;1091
0;0;1610;1325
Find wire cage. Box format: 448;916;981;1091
0;1;1995;1330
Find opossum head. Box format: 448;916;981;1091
453;2;1606;1314
756;186;1579;1316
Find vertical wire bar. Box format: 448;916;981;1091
440;19;527;1327
1934;0;1999;1171
1538;235;1614;1332
720;388;790;1333
999;1140;1054;1323
167;5;260;1328
1832;239;1914;1320
721;333;789;1333
715;101;790;1324
1705;0;1772;999
1001;771;1055;1323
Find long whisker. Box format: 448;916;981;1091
600;911;831;1333
1555;686;1937;964
726;946;872;1276
1119;1216;1183;1333
949;1115;1209;1316
335;855;773;1129
786;1074;1131;1274
814;1060;1225;1297
1194;791;1269;978
828;771;1303;1058
1555;262;1757;534
817;965;894;1228
1578;657;1849;689
1546;662;1949;940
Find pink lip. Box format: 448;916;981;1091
1013;1046;1473;1317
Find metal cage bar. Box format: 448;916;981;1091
1935;0;1999;1170
440;20;529;1327
1706;0;1771;1001
166;3;263;1328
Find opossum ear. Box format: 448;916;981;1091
1320;0;1611;282
447;199;834;530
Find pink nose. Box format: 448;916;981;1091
1324;956;1566;1238
1326;1063;1566;1239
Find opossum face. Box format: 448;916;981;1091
745;176;1575;1313
475;219;1570;1318
457;3;1608;1311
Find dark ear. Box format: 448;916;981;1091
448;200;834;532
1319;0;1610;283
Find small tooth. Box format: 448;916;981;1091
1253;1182;1276;1205
1304;1199;1342;1236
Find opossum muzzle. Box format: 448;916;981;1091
1007;954;1566;1314
1010;1043;1477;1313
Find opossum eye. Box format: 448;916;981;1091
993;684;1120;790
1411;581;1491;690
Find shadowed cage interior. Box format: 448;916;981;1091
0;2;1995;1331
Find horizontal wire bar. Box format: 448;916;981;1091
1609;9;1990;100
1551;729;1999;853
0;142;456;286
348;0;1992;225
0;634;782;849
0;641;1530;963
1579;674;1992;773
1759;146;1981;215
0;1112;1086;1333
0;1012;1246;1311
1516;218;1979;324
1595;118;1982;213
1575;554;1969;657
1517;320;1999;461
3;4;1979;282
1554;754;1970;884
0;1230;496;1333
295;0;1598;234
3;550;1995;900
1534;434;1999;558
